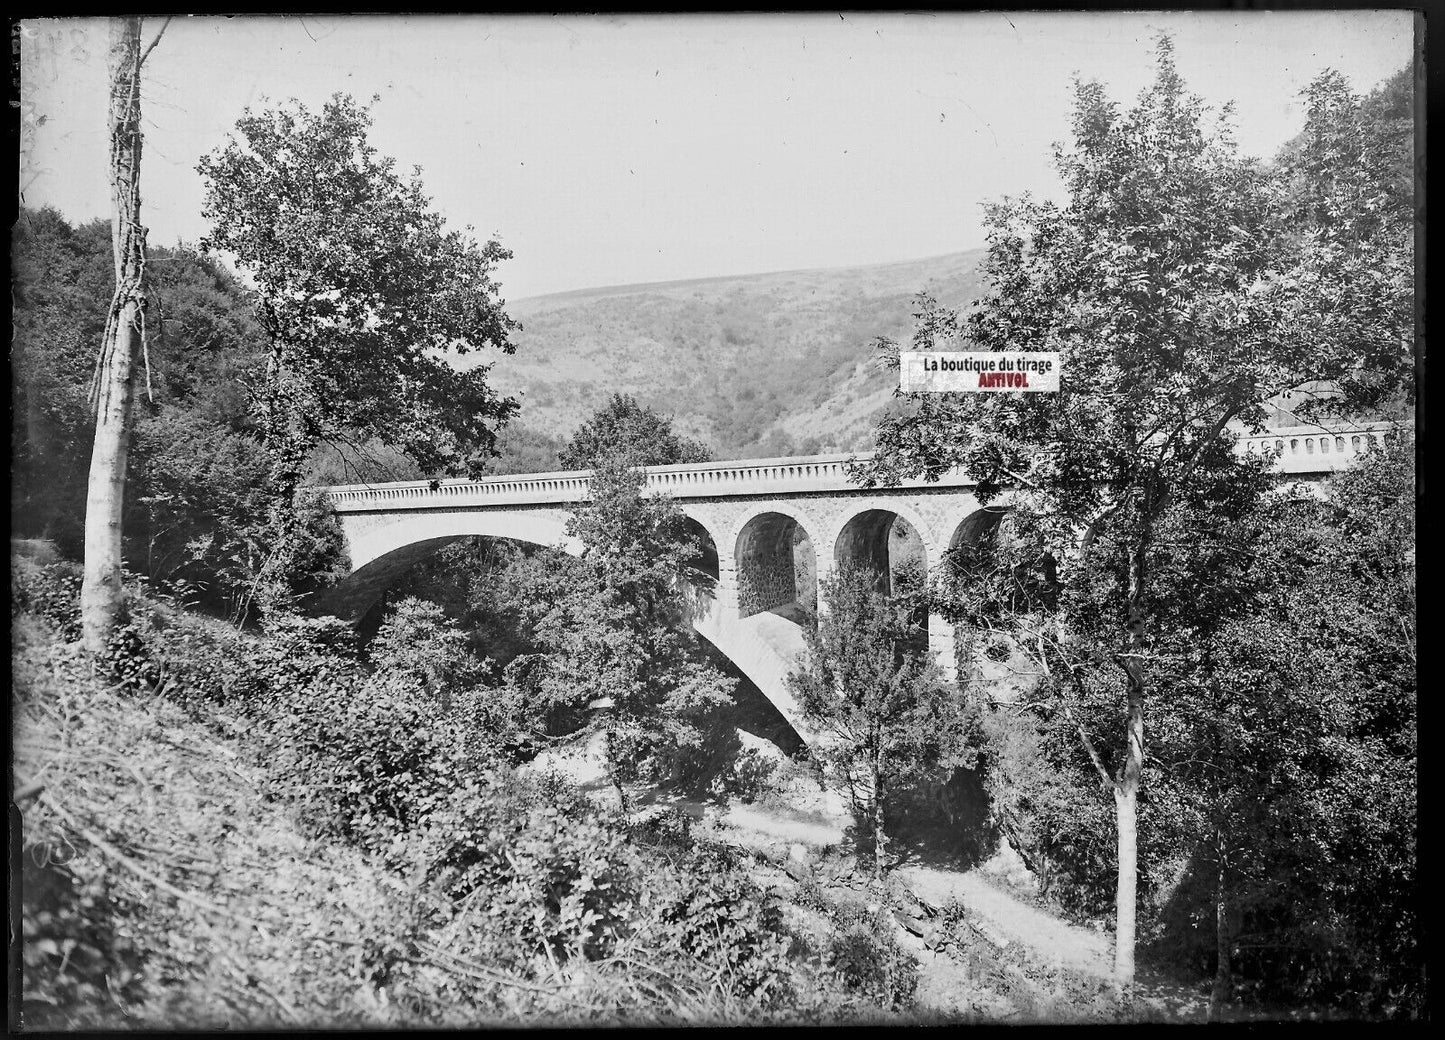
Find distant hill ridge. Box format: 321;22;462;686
509;249;989;311
473;249;989;459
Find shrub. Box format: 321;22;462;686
649;847;796;1006
413;775;638;966
719;745;781;804
20;843;146;1030
260;670;468;853
11;556;84;641
824;906;919;1010
368;595;486;704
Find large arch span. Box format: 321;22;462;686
312;504;816;744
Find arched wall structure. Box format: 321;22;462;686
318;437;1379;746
734;510;816;620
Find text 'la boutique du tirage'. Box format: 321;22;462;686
899;351;1063;393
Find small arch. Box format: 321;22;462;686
833;509;928;596
678;515;720;581
832;508;930;652
735;511;817;620
948;506;1010;557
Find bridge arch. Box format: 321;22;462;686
317;510;580;626
345;509;578;575
945;505;1012;572
826;504;934;657
675;511;723;581
830;503;933;594
733;509;818;620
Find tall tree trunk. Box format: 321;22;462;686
81;17;147;653
873;756;886;881
1113;778;1139;991
1209;833;1232;1020
1113;539;1148;994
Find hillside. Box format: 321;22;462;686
462;250;988;459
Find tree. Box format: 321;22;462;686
508;456;733;806
1272;66;1416;417
12;210;114;554
80;16;169;652
858;40;1412;991
1143;435;1417;1016
788;564;975;880
559;393;711;470
368;595;487;711
197;93;520;611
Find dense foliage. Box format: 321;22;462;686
559;392;711;469
13;553;922;1027
789;565;980;878
11;207;348;624
196;93;521;616
197;93;520;483
858;42;1415;1010
505;457;736;801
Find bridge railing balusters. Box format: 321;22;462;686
320;422;1402;511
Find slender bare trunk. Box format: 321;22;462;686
1113;780;1138;989
81;17;146;653
1113;539;1148;994
1209;835;1232;1020
873;755;886;880
606;726;629;813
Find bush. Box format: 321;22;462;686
258;669;470;853
20;843;146;1030
824;906;919;1010
717;745;780;804
412;774;640;966
11;556;84;641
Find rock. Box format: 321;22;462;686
892;908;928;937
788;842;812;866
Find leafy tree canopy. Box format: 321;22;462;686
855;39;1414;990
197;93;521;482
789;564;977;878
507;456;733;800
559;393;711;470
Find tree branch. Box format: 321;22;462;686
139;16;172;69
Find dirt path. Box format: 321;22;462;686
525;738;1213;1021
898;865;1113;978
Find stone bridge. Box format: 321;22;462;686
316;422;1398;745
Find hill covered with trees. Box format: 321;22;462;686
463;250;988;460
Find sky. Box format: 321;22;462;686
18;12;1415;302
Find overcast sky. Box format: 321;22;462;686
18;12;1414;301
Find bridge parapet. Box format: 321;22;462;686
324;452;974;513
1238;423;1401;474
324;421;1402;513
